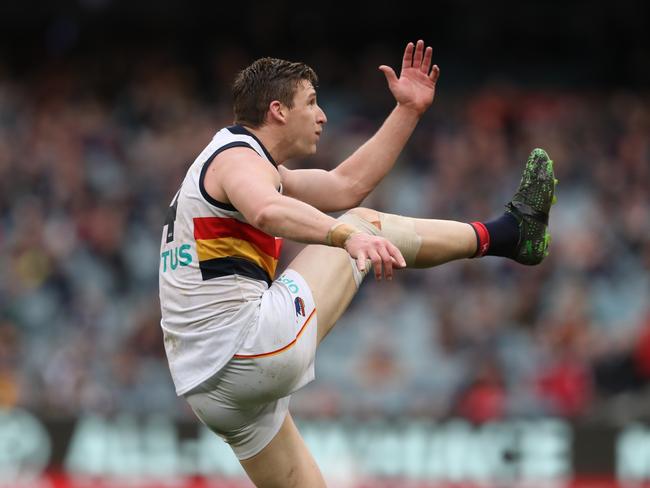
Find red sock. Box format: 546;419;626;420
470;222;490;258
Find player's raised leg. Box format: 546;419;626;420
287;244;359;344
287;147;556;344
286;211;478;344
240;413;326;488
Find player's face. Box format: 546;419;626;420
284;80;327;157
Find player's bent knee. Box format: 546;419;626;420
339;208;422;268
344;207;381;227
338;207;382;235
334;209;380;287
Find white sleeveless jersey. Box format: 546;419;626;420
159;125;283;395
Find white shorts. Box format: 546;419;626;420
184;269;317;460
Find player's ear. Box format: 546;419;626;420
268;100;287;124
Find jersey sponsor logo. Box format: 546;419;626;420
161;244;192;272
278;274;300;294
294;296;306;316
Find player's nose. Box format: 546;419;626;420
317;106;327;124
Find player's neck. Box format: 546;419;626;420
243;125;288;165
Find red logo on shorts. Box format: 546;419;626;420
294;296;305;316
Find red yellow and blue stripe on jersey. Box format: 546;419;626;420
193;217;283;285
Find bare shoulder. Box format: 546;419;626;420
204;147;280;204
211;146;274;172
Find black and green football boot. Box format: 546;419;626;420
506;148;557;265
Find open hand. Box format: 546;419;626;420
344;232;406;281
379;40;440;116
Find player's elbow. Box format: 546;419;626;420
346;180;372;207
252;203;280;233
333;169;371;208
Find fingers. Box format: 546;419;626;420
347;234;406;281
371;241;404;281
421;46;433;73
402;40;438;79
377;247;394;280
387;241;407;268
378;65;398;85
356;250;367;272
412;40;425;69
429;64;440;82
401;42;414;71
367;249;383;280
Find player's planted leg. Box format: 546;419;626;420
240;414;326;488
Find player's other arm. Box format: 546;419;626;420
280;40;440;212
278;102;428;211
206;148;405;277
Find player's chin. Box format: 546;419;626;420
296;138;318;156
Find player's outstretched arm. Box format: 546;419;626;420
335;40;440;195
281;40;440;212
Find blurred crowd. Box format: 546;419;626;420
0;52;648;423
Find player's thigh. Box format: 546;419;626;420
240;413;326;488
285;244;358;344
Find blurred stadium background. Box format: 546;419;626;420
1;0;649;486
